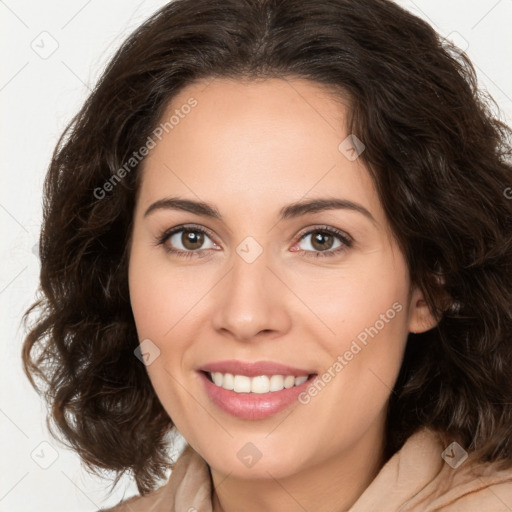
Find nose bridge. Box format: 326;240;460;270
211;244;290;341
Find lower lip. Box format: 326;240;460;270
199;372;315;420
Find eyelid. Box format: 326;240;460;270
158;223;219;245
295;224;352;245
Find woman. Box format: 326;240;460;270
22;0;512;510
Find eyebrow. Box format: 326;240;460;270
144;196;376;224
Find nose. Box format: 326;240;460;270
210;249;292;343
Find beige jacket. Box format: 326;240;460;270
101;428;512;511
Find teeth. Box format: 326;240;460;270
251;375;269;394
234;375;251;393
209;372;309;393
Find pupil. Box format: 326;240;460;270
183;230;204;250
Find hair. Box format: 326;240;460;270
22;0;512;497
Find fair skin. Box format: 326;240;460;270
128;77;437;512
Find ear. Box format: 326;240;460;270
407;286;439;334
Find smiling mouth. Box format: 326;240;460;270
202;371;317;394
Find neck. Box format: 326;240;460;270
210;418;386;512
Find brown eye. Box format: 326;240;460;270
299;230;342;252
309;231;335;251
161;226;218;256
180;230;205;250
294;227;352;258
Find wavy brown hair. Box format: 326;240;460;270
22;0;512;497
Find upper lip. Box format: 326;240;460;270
199;360;315;377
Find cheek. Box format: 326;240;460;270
128;244;201;339
295;252;409;350
128;250;194;423
298;293;408;455
128;245;206;388
302;250;410;403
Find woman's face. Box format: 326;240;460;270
128;78;435;480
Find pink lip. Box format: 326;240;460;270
198;371;315;420
199;359;313;377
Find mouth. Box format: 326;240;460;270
197;361;318;420
202;371;316;394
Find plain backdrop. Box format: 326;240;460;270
1;1;511;510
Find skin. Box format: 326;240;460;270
128;77;437;512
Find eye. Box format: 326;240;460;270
156;224;352;259
293;226;352;258
157;225;219;258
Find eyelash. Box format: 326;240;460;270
155;224;353;259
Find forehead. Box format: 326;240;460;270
137;78;382;225
154;77;348;167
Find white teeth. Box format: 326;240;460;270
212;372;223;386
209;372;310;393
233;375;251;393
269;374;284;392
222;373;234;390
251;375;270;394
284;375;295;389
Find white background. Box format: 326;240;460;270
1;1;511;510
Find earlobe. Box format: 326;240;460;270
408;288;439;334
